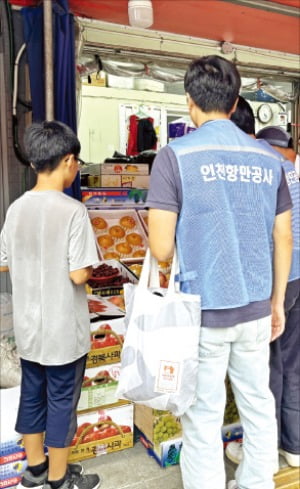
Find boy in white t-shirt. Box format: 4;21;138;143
0;121;101;489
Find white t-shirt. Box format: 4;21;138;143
0;191;99;365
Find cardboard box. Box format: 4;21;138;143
81;188;148;208
0;459;28;488
69;403;134;462
139;432;182;467
222;422;243;443
0;387;26;488
87;176;101;188
107;74;134;89
87;317;126;368
78;363;122;411
134;400;242;468
82;72;106;87
134;405;182;447
87;294;125;320
88;209;148;262
0;387;24;460
100;163;149;175
134;378;240;448
101;174;150;189
138;422;243;468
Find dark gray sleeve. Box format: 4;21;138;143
276;167;292;215
145;145;182;213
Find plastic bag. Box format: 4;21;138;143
116;247;201;416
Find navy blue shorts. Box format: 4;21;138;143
15;355;87;448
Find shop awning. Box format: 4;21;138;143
9;0;300;56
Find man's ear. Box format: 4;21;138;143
229;97;239;116
186;93;194;111
186;93;199;126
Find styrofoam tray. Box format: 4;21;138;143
137;209;148;235
88;209;148;261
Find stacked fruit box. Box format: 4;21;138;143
0;387;27;488
69;403;134;462
134;377;242;467
134;405;183;467
80;316;126;409
68;277;135;462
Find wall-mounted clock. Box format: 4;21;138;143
257;103;273;123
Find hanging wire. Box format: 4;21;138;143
12;43;29;166
4;0;14;94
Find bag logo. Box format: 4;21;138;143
155;360;181;394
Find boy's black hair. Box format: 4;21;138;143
24;120;81;173
184;55;241;114
230;96;255;135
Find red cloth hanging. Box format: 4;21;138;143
127;114;139;156
126;114;157;156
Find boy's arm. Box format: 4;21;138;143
148;208;177;261
0;225;9;272
271;208;293;341
69;266;93;285
68;207;99;285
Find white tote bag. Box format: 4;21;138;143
116;247;201;416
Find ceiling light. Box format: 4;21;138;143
220;41;235;54
128;0;153;28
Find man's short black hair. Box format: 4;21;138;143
256;126;294;149
24;120;81;173
230;96;255;135
184;55;241;114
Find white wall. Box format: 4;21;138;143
78;84;188;163
78;84;289;164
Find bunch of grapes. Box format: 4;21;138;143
223;376;240;425
153;414;181;444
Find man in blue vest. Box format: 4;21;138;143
256;126;300;469
146;57;293;489
227;99;300;472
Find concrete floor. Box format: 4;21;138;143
81;438;292;489
81;438;237;489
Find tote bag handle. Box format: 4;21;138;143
138;246;179;294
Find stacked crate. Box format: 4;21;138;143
134;377;242;467
0;387;27;488
68;264;139;463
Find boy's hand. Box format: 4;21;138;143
0;266;9;272
271;303;285;342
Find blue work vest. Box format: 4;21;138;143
282;159;300;281
257;139;299;282
170;119;283;309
